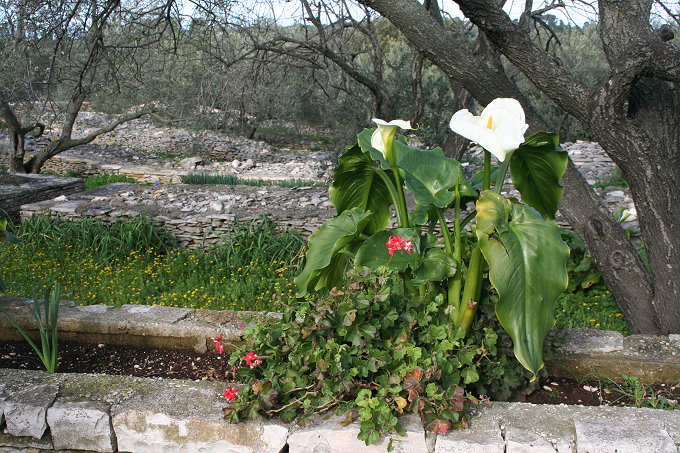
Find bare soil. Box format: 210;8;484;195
1;340;678;409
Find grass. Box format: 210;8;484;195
0;215;303;312
180;172;325;188
554;287;629;334
84;174;137;190
1;215;630;331
593;174;628;189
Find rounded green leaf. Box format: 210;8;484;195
412;247;457;285
509;132;568;219
475;191;569;377
394;141;476;210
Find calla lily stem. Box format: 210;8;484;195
375;168;408;228
493;151;513;195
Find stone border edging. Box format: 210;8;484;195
1;368;679;453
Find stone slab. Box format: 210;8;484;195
574;417;676;453
3;384;59;438
490;402;680;447
47;399;117;452
550;328;624;353
287;413;426;453
111;379;288;453
435;413;504;453
0;430;53;450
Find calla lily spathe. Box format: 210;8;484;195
371;118;413;163
449;98;528;162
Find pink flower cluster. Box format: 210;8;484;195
386;235;414;256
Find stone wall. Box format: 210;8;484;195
0;173;84;223
20;182;335;248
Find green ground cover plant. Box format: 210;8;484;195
0;215;302;311
180;172;325;188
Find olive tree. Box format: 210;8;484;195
359;0;679;334
0;0;177;174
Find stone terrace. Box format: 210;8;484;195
4;112;641;244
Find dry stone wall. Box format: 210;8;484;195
0;173;84;223
4;110;639;238
20;182;335;248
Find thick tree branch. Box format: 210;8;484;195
451;0;592;123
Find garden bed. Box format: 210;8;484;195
1;299;679;452
2;339;678;410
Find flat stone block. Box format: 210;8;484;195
287;413;426;453
112;380;287;453
551;328;624;353
487;403;575;453
575;417;676;453
435;416;504;453
505;425;562;453
47;400;116;452
3;384;59;438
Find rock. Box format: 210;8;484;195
231;159;241;169
240;158;255;170
112;381;288;453
209;201;223;212
179;156;204;170
47;400;117;452
574;418;675;453
550;328;624;353
53;195;68;201
3;384;59;438
287;413;426;452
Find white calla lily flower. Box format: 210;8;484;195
371;118;413;163
449;98;528;162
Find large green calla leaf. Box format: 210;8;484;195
295;208;373;296
394;141;476;210
354;228;421;272
509;132;568;219
329;144;393;235
412;247;457;285
475;191;569;377
357;129;391;169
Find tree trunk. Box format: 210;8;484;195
590;78;680;333
358;0;678;333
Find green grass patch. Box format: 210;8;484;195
1;215;630;329
593;174;628;189
0;216;303;312
84;174;137;190
554;287;629;334
181;172;325;188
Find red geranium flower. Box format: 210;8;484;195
386;235;414;255
241;352;262;368
213;334;224;354
223;386;239;401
